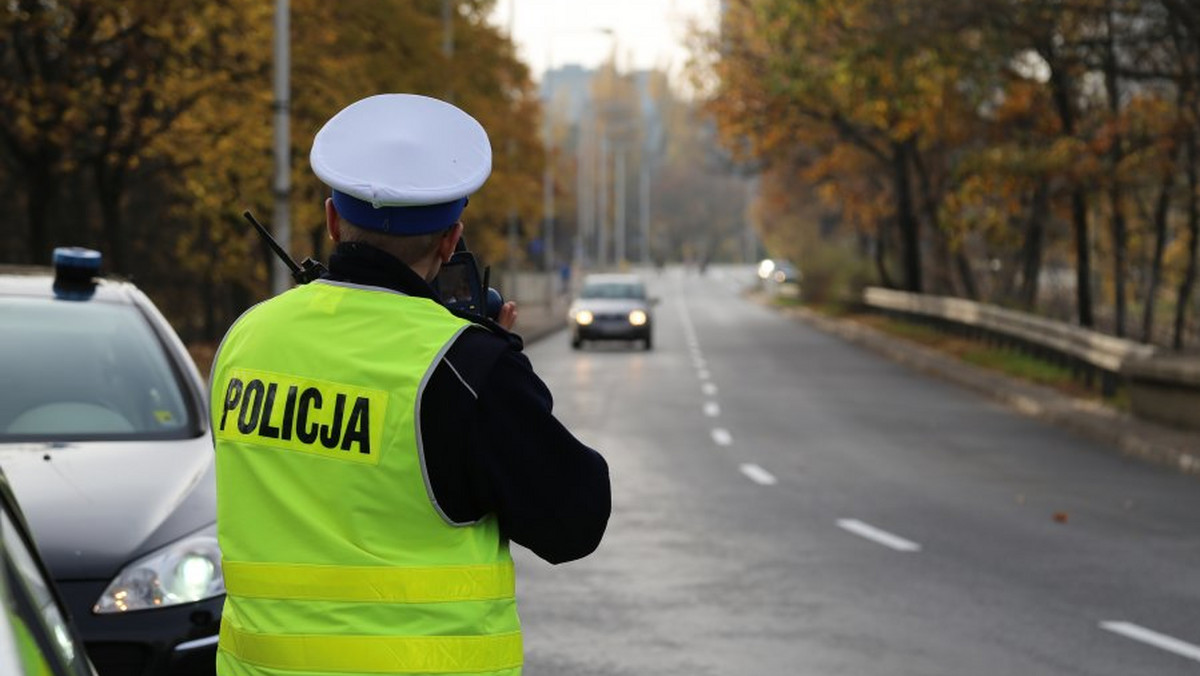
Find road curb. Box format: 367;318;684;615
769;300;1200;478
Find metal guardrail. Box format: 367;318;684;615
862;287;1157;394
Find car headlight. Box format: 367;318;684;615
757;259;775;279
628;310;648;326
575;310;594;326
773;270;787;283
94;524;224;613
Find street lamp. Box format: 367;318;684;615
543;27;616;277
271;0;290;297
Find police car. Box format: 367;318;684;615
0;249;221;676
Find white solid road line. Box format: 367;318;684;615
703;401;721;417
711;428;733;446
740;463;777;486
702;383;718;396
1101;622;1200;663
836;519;922;552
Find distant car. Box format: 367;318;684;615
0;249;221;676
757;258;801;285
1;465;97;676
568;274;655;350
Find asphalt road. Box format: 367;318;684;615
512;265;1200;676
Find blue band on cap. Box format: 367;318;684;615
332;191;467;235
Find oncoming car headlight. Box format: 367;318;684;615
757;259;775;279
575;310;594;326
94;524;224;613
628;310;648;326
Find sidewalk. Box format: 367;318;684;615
762;298;1200;478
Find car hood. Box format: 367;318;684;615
570;298;648;314
0;435;215;580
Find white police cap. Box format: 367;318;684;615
310;93;492;235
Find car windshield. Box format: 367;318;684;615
580;283;645;300
0;298;193;442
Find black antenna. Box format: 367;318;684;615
243;210;328;284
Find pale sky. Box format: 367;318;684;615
489;0;719;82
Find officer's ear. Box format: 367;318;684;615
326;198;342;243
437;222;464;263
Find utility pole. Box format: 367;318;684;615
574;118;590;271
597;136;609;268
542;129;555;272
271;0;291;296
542;40;555;274
442;0;454;102
639;162;650;265
614;147;626;266
507;137;518;281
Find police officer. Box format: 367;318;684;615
211;94;611;676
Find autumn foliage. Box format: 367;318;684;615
0;0;543;341
701;0;1200;347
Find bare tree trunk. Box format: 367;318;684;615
93;162;127;274
1044;39;1094;327
1070;189;1095;327
25;163;56;264
954;252;978;301
1174;134;1199;349
1109;182;1129;337
1141;161;1176;342
873;221;896;289
893;138;922;293
1104;3;1128;337
1018;183;1050;310
911;140;976;299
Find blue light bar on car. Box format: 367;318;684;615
52;247;101;300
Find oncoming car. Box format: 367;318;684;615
0;249;221;676
568;274;655;350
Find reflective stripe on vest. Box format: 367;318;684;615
218;623;522;674
222;559;515;603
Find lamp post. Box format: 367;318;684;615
614;145;626;266
442;0;454;102
596;135;609;269
270;0;290;296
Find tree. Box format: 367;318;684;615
1;0;548;342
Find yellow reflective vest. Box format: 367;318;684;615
211;280;521;676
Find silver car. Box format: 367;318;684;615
568;274;655;351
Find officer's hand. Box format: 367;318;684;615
497;301;517;331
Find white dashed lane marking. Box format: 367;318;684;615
702;383;718;396
711;428;732;446
739;463;777;486
703;401;720;417
836;519;921;553
1101;622;1200;663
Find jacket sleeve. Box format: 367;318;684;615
467;349;611;564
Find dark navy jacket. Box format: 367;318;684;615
325;242;610;564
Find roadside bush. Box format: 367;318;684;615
798;242;873;307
